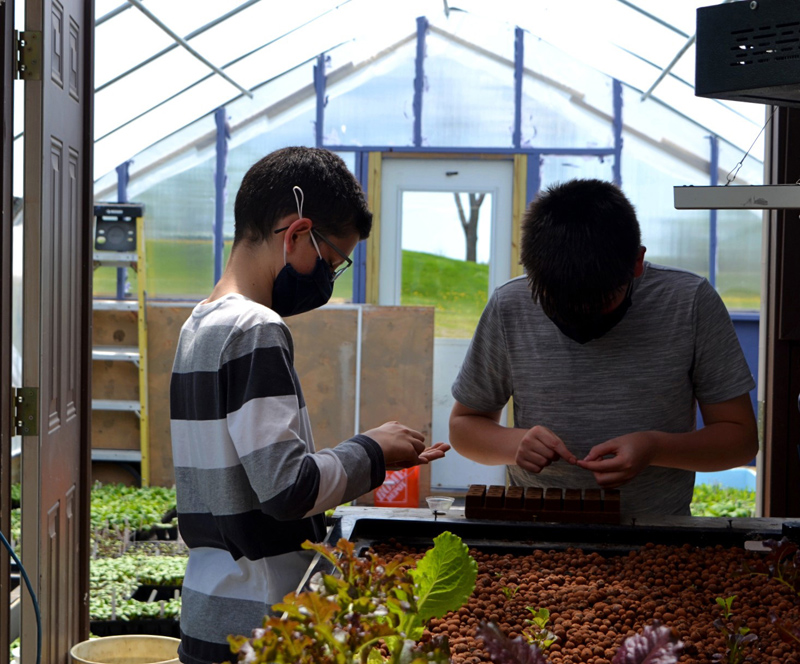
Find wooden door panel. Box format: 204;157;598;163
22;0;92;661
1;0;15;656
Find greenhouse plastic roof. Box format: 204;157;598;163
36;0;771;183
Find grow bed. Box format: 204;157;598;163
307;506;800;664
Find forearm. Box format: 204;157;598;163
449;413;523;465
649;421;758;472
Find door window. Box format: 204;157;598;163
400;190;493;338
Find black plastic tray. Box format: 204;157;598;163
90;618;180;639
131;584;182;602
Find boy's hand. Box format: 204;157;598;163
419;442;450;463
577;431;657;488
364;422;450;470
515;425;578;473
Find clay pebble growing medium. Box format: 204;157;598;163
371;540;800;664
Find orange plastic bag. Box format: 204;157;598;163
374;466;419;508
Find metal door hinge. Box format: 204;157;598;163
16;30;42;81
13;387;38;436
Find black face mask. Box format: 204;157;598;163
548;283;633;344
271;257;333;317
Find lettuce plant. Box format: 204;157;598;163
522;607;557;651
715;596;736;621
741;537;800;597
711;596;757;664
478;620;683;664
477;622;548;664
771;611;800;649
610;623;684;664
711;620;757;664
226;531;478;664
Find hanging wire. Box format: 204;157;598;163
1;530;41;664
725;106;778;186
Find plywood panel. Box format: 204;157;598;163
91;361;139;400
146;305;191;488
359;306;434;507
91;462;140;486
92;309;138;345
91;412;139;451
107;303;434;506
286;307;358;450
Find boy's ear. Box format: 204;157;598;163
282;217;312;252
633;246;646;278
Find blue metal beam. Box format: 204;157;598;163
708;134;719;288
612;79;623;187
314;53;327;147
115;161;132;299
352;150;370;304
527;152;543;206
413;16;428;147
513;27;524;149
214;107;230;285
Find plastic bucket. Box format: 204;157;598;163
70;635;180;664
374;466;419;508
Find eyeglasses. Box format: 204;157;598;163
273;225;353;282
273;184;353;282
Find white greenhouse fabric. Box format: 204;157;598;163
12;0;769;191
86;0;767;181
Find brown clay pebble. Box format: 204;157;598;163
369;541;800;664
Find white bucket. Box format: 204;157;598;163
69;635;180;664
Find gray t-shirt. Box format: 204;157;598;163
451;262;755;517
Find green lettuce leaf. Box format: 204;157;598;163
402;531;477;638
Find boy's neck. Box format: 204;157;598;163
206;241;277;308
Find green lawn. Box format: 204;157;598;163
401;250;488;338
94;241;758;338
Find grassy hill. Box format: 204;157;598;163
401;250;489;338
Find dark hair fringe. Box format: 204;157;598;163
233;147;372;245
520;178;641;322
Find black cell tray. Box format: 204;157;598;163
90;618;179;639
131;526;179;542
131;584;182;602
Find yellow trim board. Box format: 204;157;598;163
136;214;150;486
511;154;527;279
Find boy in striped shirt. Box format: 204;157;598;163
170;147;449;664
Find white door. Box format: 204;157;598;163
379;158;513;490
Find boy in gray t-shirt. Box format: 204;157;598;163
450;179;757;517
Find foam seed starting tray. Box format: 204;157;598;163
464;484;621;524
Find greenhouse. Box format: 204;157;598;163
2;0;799;663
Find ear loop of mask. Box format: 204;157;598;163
287;185;323;264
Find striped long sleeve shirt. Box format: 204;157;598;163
170;293;385;664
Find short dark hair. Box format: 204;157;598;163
520;179;641;322
233;147;372;244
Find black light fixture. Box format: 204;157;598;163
695;0;800;108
